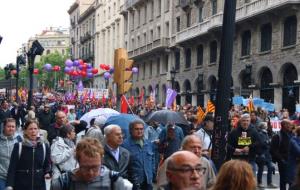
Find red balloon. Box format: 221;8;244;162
33;69;39;75
79;59;84;65
104;65;110;71
100;64;104;69
81;71;87;77
11;70;17;75
82;64;87;70
92;68;98;74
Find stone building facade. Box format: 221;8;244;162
123;0;300;113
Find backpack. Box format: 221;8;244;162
18;142;46;164
58;170;119;190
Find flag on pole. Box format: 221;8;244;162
196;106;206;124
139;89;144;105
246;96;255;112
121;95;128;113
206;100;215;113
128;96;135;106
165;88;177;108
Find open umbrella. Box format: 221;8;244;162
80;108;119;127
104;114;146;139
145;109;189;126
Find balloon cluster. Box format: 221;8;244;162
99;64;138;80
64;59;98;79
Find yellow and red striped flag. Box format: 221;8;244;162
206;100;215;113
196;106;206;124
246;96;255;112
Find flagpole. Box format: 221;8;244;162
122;95;134;114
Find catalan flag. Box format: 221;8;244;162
196;106;206;124
206;100;215;113
246;96;255;112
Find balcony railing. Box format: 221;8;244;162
124;0;145;10
128;38;170;58
176;0;299;44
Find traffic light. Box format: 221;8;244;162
113;48;133;95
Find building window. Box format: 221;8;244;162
176;17;181;32
157;57;160;76
210;41;217;63
157;0;161;16
197;45;203;66
137;36;140;48
165;0;170;11
150;1;154;20
283;15;297;47
144;33;147;45
241;30;251;56
175;51;180;70
164;55;169;72
137;9;141;27
260;23;272;52
199;6;203;22
157;26;161;39
212;0;217;15
185;48;191;68
165;22;169;37
149;60;153;77
150;30;154;42
186;12;191;28
144;5;147;24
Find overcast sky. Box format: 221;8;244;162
0;0;75;67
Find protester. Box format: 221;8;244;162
103;124;130;178
0;118;21;190
226;113;261;173
287;126;300;186
250;111;262;130
271;119;293;190
210;160;256;190
158;150;205;190
47;111;67;144
122;119;154;190
85;116;105;145
50;125;77;179
158;122;184;160
195;115;214;158
0;100;11;131
50;137;132;190
67;108;76;122
256;122;277;188
6;120;51;190
37;104;54;131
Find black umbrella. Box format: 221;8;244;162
145;109;189;126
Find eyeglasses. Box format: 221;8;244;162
168;166;206;175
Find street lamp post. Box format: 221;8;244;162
26;40;44;109
16;55;26;103
170;67;176;89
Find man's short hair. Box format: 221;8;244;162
181;134;202;149
240;113;250;119
3;118;16;127
104;124;121;136
76;137;104;162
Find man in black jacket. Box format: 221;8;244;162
227;113;261;174
0;100;11;132
103;124;130;179
270;119;293;190
37;104;54;131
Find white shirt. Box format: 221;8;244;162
107;145;120;162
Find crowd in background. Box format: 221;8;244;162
0;97;300;190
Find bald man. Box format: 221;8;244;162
159;151;205;190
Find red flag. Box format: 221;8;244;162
121;95;128;113
139;89;144;105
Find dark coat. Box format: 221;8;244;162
6;141;51;190
227;124;261;161
47;123;61;144
287;136;300;184
37;111;54;130
103;145;130;179
256;129;272;163
270;130;293;163
0;109;11;124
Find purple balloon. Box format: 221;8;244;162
65;59;73;67
87;72;94;78
104;72;111;79
87;63;92;69
64;67;72;73
132;67;138;73
87;68;93;73
73;60;80;67
78;65;83;70
109;68;114;74
77;80;84;91
44;63;52;72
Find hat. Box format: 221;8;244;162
94;116;107;127
203;115;214;122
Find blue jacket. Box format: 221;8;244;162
287;136;300;183
122;137;154;187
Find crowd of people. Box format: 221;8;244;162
0;97;300;190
